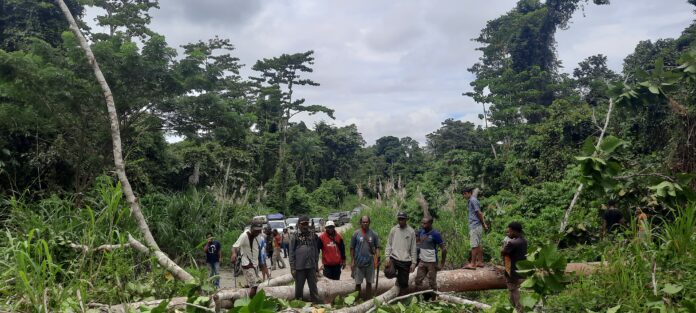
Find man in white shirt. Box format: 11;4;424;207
231;222;264;297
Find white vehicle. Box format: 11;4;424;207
285;217;299;232
268;220;286;233
253;215;268;224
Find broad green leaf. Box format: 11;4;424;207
661;283;683;295
598;136;624;154
606;304;621;313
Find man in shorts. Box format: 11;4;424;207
231;222;263;297
463;187;488;269
350;215;380;300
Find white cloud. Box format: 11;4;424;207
85;0;693;146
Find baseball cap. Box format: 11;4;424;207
397;212;408;219
251;222;263;231
325;221;336;227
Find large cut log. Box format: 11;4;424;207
214;262;602;310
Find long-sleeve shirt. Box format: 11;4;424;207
289;230;322;270
384;225;417;262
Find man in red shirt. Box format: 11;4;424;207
318;221;346;280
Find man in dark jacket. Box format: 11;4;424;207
289;216;322;303
501;222;528;313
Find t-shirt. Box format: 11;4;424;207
233;231;261;268
350;229;380;267
417;228;444;263
502;236;528;280
604;208;623;231
273;234;282;249
257;235;267;264
468;196;483;227
205;240;221;263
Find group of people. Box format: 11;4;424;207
203;186;530;312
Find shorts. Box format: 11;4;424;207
323;264;342;280
353;263;375;285
243;267;259;288
469;225;483;248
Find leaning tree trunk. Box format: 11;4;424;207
54;0;194;282
559;98;614;234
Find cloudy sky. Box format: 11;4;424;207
88;0;694;145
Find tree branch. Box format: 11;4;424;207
559;98;614;234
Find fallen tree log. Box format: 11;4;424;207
214;262;602;310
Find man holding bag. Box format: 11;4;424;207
384;212;417;293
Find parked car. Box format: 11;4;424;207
327;212;343;226
351;206;361;217
253;215;268;224
267;213;284;221
268;220;286;233
311;218;325;232
285;217;299;231
339;211;351;225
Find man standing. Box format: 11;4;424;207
282;228;291;258
204;232;222;289
415;217;447;293
271;229;286;270
463;187;487;269
501;222;528;313
231;222;263;297
289;216;322;303
602;200;625;237
384;212;417;293
318;220;346;280
350;215;380;300
257;232;271;281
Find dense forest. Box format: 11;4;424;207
1;0;695;312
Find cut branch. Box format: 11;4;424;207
54;0;194;283
69;242;131;253
435;292;491;310
559;98;614;234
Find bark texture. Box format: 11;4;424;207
54;0;194;283
214;263;600;309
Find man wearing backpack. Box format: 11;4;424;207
350;215;380;300
289;216;322;303
318;220;346;280
231;222;264;297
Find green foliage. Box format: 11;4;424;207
517;244;569;300
231;290;279;313
310;178;347;211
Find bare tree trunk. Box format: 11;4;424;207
559;99;614;234
214;263;600;309
54;0;194;282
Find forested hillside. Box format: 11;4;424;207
1;0;695;312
